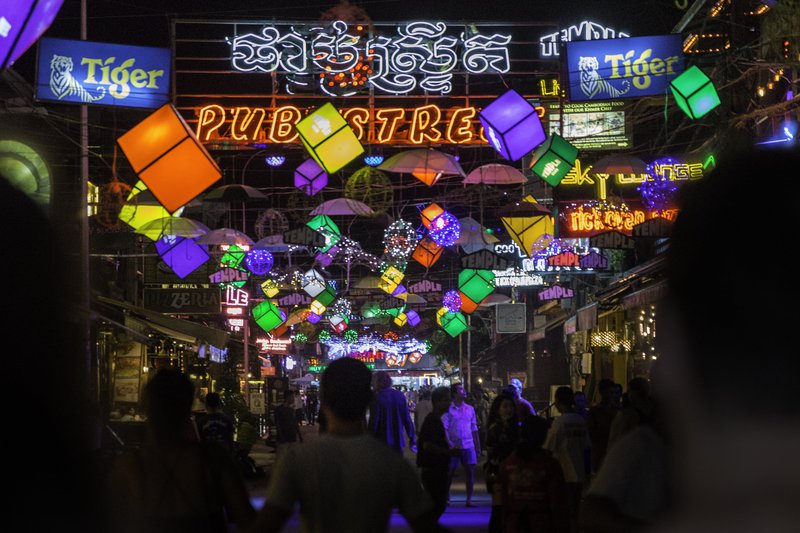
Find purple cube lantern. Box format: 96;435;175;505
478;89;546;162
316;246;339;267
294;158;329;196
405;309;421;327
156;235;210;278
306;311;322;324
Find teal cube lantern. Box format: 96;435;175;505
296;103;364;173
458;269;496;304
670;65;721;119
529;134;579;186
252;300;286;332
440;311;469;337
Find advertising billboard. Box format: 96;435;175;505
546;100;631;150
565;35;684;102
35;37;170;108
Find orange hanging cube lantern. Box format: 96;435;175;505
420;203;445;229
459;292;480;314
412;237;444;267
412;169;443;186
117;103;221;213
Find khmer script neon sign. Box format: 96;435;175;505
229;20;511;95
538;20;629;57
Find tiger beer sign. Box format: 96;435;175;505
35;37;170;109
565;35;684;102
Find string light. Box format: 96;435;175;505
245;248;274;276
640;159;679;212
265;155;286;167
344;329;359;343
443;290;462;313
429;210;461;246
383;220;419;260
319;333;429;360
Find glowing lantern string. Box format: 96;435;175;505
245;248;274;276
319;333;429;361
429;211;461;246
443;290;463;313
640;159;679;212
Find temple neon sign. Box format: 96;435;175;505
538;21;629;57
230;20;511;96
195;103;545;146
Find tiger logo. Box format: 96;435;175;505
49;55;106;102
578;56;630;99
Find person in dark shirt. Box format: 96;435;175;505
417;386;459;519
369;372;417;454
200;392;235;454
274;390;303;454
485;392;520;532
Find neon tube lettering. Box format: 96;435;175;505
231;107;266;141
409;104;442;144
196;105;225;141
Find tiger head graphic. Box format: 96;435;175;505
49;55;75;99
578;56;600;99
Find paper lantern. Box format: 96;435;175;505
412;237;444;268
500;195;554;257
429;211;461;247
458;269;495;304
220;245;245;269
272;323;288;337
310;300;327;315
245;248;274;276
405;310;421;327
295;102;364;173
380;266;405;294
307;214;341;252
0;0;64;70
412;169;442;186
117;103;221;213
529;134;579;187
314;285;337;307
302;268;327;297
670;65;721;119
440;311;469;337
252;300;286;332
294;158;329;196
332;319;348;333
316;247;338;267
391;284;407;297
459;292;480;315
261;279;280;298
436;307;449;326
306;312;322;324
155;235;209;278
478;89;546;162
394;313;408;327
421;203;445;229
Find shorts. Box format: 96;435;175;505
450;447;477;467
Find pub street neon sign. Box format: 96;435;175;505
229;21;511;96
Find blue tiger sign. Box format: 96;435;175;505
565;35;684;102
35;37;170;109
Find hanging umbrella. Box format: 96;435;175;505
479;294;512;307
396;293;426;304
464;163;527;185
254;234;293;252
590;154;648;175
203;184;267;202
378;148;465;185
196;228;255;247
456;217;500;254
135;216;210;241
309;198;375;216
354;276;382;289
498;199;552;218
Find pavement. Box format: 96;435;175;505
246;424;491;532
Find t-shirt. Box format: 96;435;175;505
414;399;433;435
200;412;235;452
417;413;451;471
544;412;590;484
274;404;299;443
442;402;478;450
265;434;432;532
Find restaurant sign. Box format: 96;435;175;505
143;288;221;314
565;35;684;101
36;37;170;108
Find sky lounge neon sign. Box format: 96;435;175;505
230;21;511;95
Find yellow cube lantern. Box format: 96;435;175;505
310;300;327;315
296;103;364;174
500;195;554;257
394;313;408;327
118;104;221;213
436;306;449;326
261;279;280;298
380;266;405;294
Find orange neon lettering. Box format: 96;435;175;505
231;107;266;141
535;106;546;118
446;107;476;144
409;104;442;144
343;107;370;142
269;106;301;143
196;105;225;142
375;108;404;143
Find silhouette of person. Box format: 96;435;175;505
443;382;481;507
200;392;235;454
252;357;446;532
108;369;254;532
417;386;460;520
368;372;417;454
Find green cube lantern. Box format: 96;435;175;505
313;285;337;308
440;311;469;337
296;103;364;174
307;214;341;252
529;134;579;186
670;65;721;119
458;269;496;303
252;300;286;333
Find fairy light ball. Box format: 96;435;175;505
443;290;462;313
245;248;274;276
429;211;461;247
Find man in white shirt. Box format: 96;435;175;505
253;358;445;532
442;383;481;508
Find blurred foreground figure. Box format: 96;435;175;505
252;357;447;532
655;148;800;533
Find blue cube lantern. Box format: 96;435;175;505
155;235;209;279
479;89;546;162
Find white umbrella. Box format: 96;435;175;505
479;294;512;307
309;198;375;216
378;148;465;185
196;228;255;247
456;217;499;254
464;163;527;185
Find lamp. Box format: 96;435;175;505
302;268;327;297
405;310;421;327
252;300;286;332
295;102;364;173
155;235;209;278
459;292;480;315
294;158;329;196
440;311;469;337
412;237;444;268
458;269;495;304
245;248;274;276
500;195;554;257
117;103;221;213
314;285;337;307
529;134;579;186
394;313;408;327
478;89;546;162
380;266;405;294
306;214;341;252
436;307;449;326
306;311;322;324
670;65;721;119
429;211;461;247
420;203;445;229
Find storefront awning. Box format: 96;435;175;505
621;280;668;310
95;295;229;349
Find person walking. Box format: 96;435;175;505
442;382;481;508
274;390;303;456
368;372;417;454
586;379;619;477
417;386;460;520
251;357;445;532
484;392;520;532
199;392;235;454
506;378;536;420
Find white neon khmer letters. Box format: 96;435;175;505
230;21;511;95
